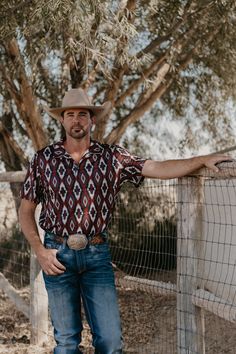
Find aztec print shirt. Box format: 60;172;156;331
20;140;147;237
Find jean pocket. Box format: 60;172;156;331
44;235;64;252
89;242;110;254
89;243;110;257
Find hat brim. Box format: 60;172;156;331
43;101;112;121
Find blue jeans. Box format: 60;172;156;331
43;233;123;354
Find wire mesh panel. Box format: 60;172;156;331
109;179;178;353
110;180;177;276
200;177;236;353
177;173;236;354
0;181;32;351
0;182;30;288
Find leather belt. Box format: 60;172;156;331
54;233;106;250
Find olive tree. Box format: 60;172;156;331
0;0;236;171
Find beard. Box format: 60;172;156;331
68;125;89;139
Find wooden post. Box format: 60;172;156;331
30;205;48;345
177;177;205;354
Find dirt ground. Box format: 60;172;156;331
0;283;236;354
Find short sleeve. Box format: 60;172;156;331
113;145;147;187
20;153;42;204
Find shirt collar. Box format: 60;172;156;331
53;139;104;159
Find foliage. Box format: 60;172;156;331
0;0;236;169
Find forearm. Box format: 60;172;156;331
142;154;230;179
18;206;44;255
19;202;66;275
160;157;206;178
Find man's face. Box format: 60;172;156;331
60;108;95;140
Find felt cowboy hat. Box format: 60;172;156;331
43;88;111;120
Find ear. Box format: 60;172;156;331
91;115;96;125
90;115;96;133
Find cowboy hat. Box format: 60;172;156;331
43;88;111;120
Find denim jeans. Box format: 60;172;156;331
43;232;123;354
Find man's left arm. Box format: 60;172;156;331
142;154;232;180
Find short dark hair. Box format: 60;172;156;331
88;109;94;118
61;109;94;118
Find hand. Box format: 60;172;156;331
36;247;66;275
200;154;233;172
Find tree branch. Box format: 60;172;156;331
94;0;137;141
135;0;194;59
115;10;201;109
1;0;33;16
105;12;223;145
0;121;28;166
135;62;171;108
135;0;216;61
115;54;167;107
178;26;221;70
105;76;174;145
3;38;48;150
114;26;197;122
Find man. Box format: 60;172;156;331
19;88;231;354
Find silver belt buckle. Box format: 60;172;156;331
67;234;88;250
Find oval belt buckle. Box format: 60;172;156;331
67;234;88;250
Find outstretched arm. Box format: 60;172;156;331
142;154;232;179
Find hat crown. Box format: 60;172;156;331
43;87;111;121
62;88;92;108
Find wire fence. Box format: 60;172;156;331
0;164;236;353
0;182;30;288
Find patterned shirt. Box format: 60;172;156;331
21;140;147;237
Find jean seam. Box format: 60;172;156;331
80;285;95;336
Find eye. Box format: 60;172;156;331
65;112;75;118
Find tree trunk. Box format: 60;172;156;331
4;38;48;150
0;133;23;211
0;113;27;212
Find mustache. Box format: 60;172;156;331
72;124;83;129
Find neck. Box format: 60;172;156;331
63;135;91;155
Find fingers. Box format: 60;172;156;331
209;164;220;173
211;155;232;162
51;249;66;270
46;252;66;275
45;264;65;276
205;155;233;172
38;248;66;275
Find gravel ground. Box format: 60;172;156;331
0;282;236;354
0;283;177;354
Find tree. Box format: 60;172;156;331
0;0;236;171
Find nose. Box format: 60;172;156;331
72;114;81;122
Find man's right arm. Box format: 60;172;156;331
19;199;66;275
